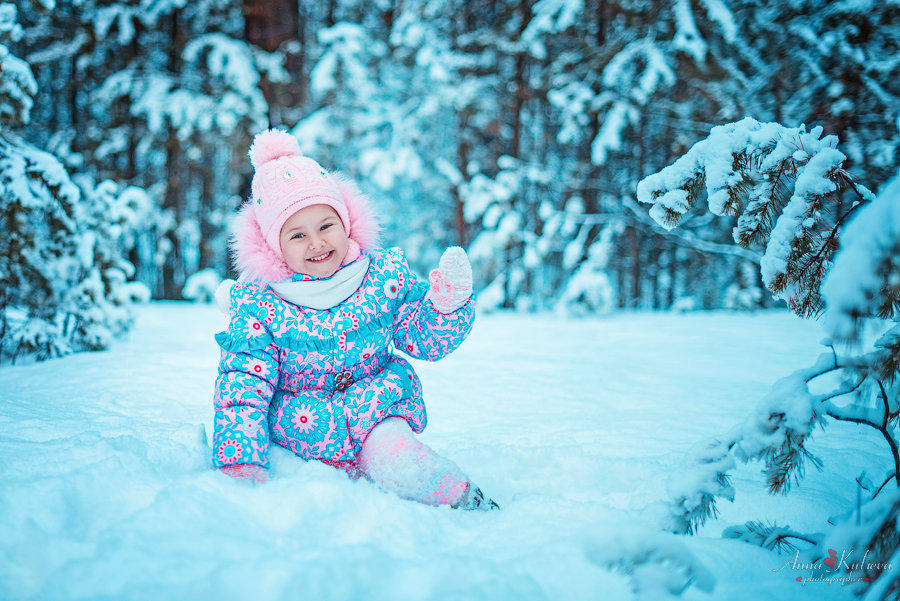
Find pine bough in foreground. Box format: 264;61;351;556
637;117;874;317
638;118;900;600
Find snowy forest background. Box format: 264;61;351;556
5;2;900;598
2;0;899;361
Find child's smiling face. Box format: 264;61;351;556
279;204;350;278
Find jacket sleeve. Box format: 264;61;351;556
211;344;280;469
211;285;282;469
390;249;475;361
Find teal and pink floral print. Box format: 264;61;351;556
211;248;474;469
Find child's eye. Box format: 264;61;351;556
320;223;332;231
291;232;305;240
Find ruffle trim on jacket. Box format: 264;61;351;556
214;281;429;355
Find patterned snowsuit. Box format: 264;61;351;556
211;247;475;469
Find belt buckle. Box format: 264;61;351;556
335;370;354;391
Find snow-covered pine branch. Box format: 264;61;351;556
665;438;735;535
665;354;831;535
665;342;900;530
821;487;900;599
0;3;35;129
731;354;833;494
637;117;874;317
722;521;821;554
818;173;900;601
586;526;716;598
654;161;900;594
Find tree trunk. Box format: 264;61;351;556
510;0;532;160
243;0;300;53
126;30;141;182
629;226;640;308
162;9;185;299
199;159;215;271
667;243;677;308
243;0;302;125
454;111;471;247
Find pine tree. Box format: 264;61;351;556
16;0;271;298
487;0;770;311
293;1;480;272
0;3;149;363
13;0;898;308
641;120;900;599
638;118;873;316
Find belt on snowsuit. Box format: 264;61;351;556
283;348;396;393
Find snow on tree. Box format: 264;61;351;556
591;37;676;166
461;154;608;313
553;204;618;316
91;14;269;296
294;20;399;182
638;117;874;317
817;172;900;598
182;268;223;303
587;526;716;597
12;0;898;309
822;173;900;345
0;137;150;364
815;485;900;599
110;32;268;141
293;6;482;274
15;0;272;298
0;4;34;128
525;0;769;313
640;121;900;599
0;3;149;363
464;157;527;309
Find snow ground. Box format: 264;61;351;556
0;303;888;601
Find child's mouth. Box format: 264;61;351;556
308;251;333;263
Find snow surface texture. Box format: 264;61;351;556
0;304;887;600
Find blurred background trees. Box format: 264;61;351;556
3;0;898;359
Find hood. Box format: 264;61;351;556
230;174;380;284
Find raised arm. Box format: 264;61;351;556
392;247;475;361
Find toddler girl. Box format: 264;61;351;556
211;129;498;511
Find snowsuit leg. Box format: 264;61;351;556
356;417;468;507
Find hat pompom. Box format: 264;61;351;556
249;129;302;169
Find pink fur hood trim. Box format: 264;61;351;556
230;174;380;284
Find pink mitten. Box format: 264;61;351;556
220;463;268;484
427;246;473;314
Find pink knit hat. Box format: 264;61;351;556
231;129;379;283
249;129;350;251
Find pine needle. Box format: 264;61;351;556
722;520;811;554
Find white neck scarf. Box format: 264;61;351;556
269;257;370;310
